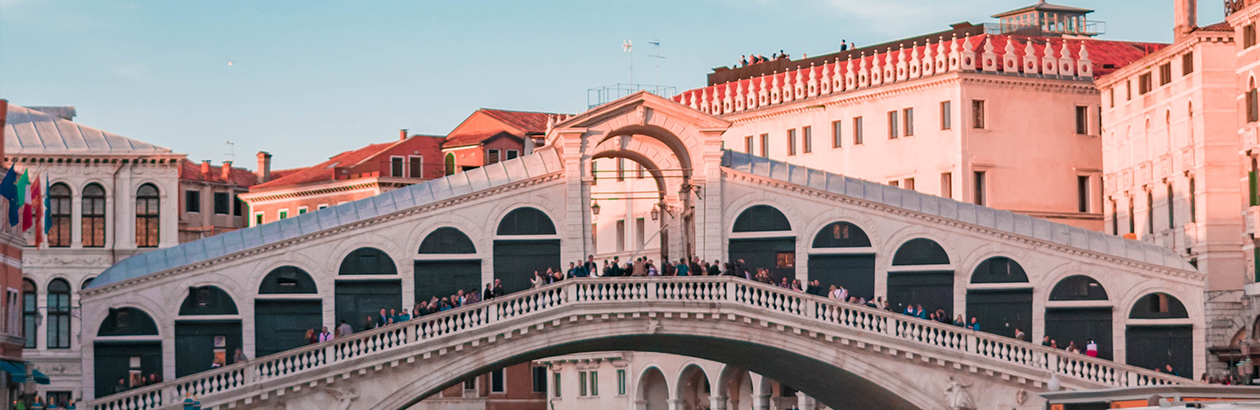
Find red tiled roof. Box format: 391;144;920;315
479;109;552;134
252;141;397;190
178;159;260;187
1199;21;1233;32
441;130;521;149
672;34;1166;107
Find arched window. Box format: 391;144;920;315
891;238;949;265
419;227;476;254
1146;190;1154;235
46;279;70;349
135;184;160;248
732;205;791;233
811;222;870;248
97;307;159;337
1128;292;1189;319
445;153;456;176
496;207;557;236
1050;275;1109;301
21;279;35;348
178;286;239;316
1248;78;1258;123
339;247;398;275
1126;292;1192;376
969;257;1028;284
82;184;106;248
81;277;95;290
48;183;71;247
259;266;317;294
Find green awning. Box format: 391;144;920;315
0;360;50;384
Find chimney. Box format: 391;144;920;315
256;151;272;183
400;129;409;141
1174;0;1197;42
221;160;233;182
201;160;211;175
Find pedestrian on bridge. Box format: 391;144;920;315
337;319;353;337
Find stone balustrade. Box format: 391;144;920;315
88;276;1188;410
673;34;1095;116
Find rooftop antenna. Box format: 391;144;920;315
623;39;634;86
649;39;667;94
224;140;235;163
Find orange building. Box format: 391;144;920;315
441;109;560;173
239;130;445;226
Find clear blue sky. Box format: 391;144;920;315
0;0;1222;170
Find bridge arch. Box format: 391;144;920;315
964;256;1032;339
255;266;322;358
174;285;243;378
93;306;162;398
334;246;403;332
728;203;798;284
414;227;482;305
1124;291;1195;377
493;206;560;294
887;237;955;317
806;220;877;301
1045;274;1114;360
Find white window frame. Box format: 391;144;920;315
298;206;309;215
389;155;405;178
491;368;506;393
505;150;519;160
253;211;265;227
278;209;289;220
317;204;329;210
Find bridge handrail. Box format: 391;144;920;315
87;276;1193;410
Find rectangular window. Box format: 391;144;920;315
491;369;505;393
616;220;625;252
22;288;34;348
46;286;69;349
1129;196;1136;233
213;192;229;215
1159;63;1172;86
48;187;70;247
254;212;264;226
185;191;201;213
971;100;985;129
1182;51;1194;76
318;204;328;210
617;158;625;182
903;108;914;136
1108;89;1115;108
1075;106;1089;135
298;207;308;215
853;116;864;144
1110;198;1118;235
590;371;599;396
745;135;754;153
1249;88;1259;123
940;101;952;130
940;172;952;199
802;126;812;153
1138;73;1152;94
278;209;289;220
888;180;899;187
45;392;71;407
1077;176;1090;212
409;156;423;178
579;372;588;396
759;133;770;157
1246;24;1257;48
554;372;562;397
903;178;915;191
1126;80;1132;100
786;128;797;156
487;149;501;165
533;366;548;393
973;171;986;206
617;369;626;395
506;150;519;160
1147;190;1155;235
636;218;645;249
234;195;243;216
390;156;404;177
831;120;842;148
887;111;899;139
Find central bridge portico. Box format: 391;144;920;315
81;92;1205;409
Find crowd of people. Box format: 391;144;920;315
737;50;792;67
303;279;512;345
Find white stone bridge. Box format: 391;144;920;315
81;92;1205;409
89;277;1190;410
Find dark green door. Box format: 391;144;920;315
729;238;796;283
806;254;875;300
886;271;953;317
94;341;161;397
415;260;482;304
493;240;560;294
1045;308;1113;360
335;280;402;332
254;300;321;358
174;321;242;378
965;289;1032;339
1126;325;1192;376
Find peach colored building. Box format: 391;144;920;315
238;131;445;226
671;25;1161;232
441;109;558;173
176;159;258;243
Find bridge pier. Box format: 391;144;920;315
796;391;818;410
752;393;772;410
668;398;685;410
709;395;728;410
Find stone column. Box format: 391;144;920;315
633;399;648;410
697;129;726;263
559;131;589;265
752;394;772;410
667;398;684;410
709;395;729;410
795;391;817;410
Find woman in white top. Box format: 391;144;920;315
530;271;546;289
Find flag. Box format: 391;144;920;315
31;175;42;244
42;176;50;238
15;170;29;231
0;168;14;227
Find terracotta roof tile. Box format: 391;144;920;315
178;159;259;187
478;109;552;134
441;130;520;149
252;141;396;190
1199;21;1233;32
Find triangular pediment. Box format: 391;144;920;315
557;91;731;131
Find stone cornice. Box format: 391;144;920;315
82;171;566;298
1227;2;1260;28
724;72;1094;125
5;153;185;165
721;168;1205;285
240;179;384;204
